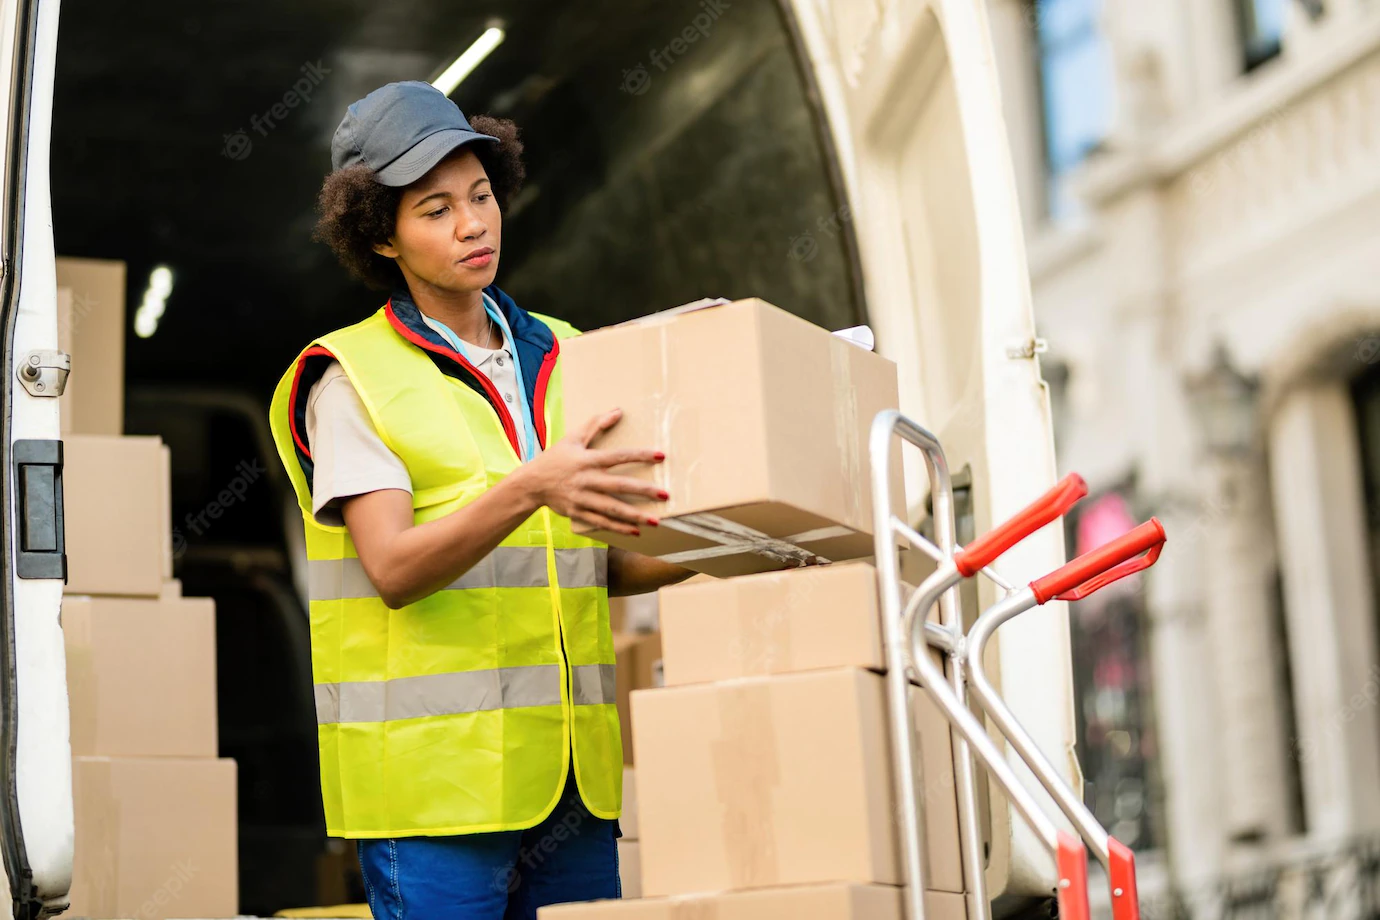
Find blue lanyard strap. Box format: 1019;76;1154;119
427;296;538;462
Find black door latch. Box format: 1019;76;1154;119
12;439;66;580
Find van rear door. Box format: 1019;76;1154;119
0;0;74;916
780;0;1078;913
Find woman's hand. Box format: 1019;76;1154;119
515;408;668;535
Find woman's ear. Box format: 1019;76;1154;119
373;238;400;259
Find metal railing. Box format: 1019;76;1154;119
1140;835;1380;920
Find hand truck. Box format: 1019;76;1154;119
870;410;1165;920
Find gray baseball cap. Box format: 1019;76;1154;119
330;81;498;187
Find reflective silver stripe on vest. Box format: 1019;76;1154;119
315;662;619;724
569;664;618;707
308;547;608;601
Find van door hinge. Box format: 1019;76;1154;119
1005;337;1049;360
15;349;70;397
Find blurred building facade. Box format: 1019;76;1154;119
984;0;1380;914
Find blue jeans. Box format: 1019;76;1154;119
357;769;621;920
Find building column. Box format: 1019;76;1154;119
1200;450;1295;843
1268;383;1380;839
1144;502;1225;890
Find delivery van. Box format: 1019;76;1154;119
0;0;1077;916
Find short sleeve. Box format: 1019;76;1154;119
304;362;412;527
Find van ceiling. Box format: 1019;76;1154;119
52;0;861;400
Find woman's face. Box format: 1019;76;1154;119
375;148;501;293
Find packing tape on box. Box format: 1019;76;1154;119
711;680;780;889
655;512;851;566
75;758;121;915
829;333;863;529
655;322;682;508
733;574;792;675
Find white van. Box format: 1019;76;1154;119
0;0;1076;916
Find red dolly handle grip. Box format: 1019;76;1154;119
1031;518;1166;604
1056;831;1092;920
1108;836;1140;920
954;473;1088;577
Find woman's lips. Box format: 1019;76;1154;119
459;250;494;268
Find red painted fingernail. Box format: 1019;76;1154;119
647;517;660;527
631;528;642;537
657;490;670;501
653;452;666;461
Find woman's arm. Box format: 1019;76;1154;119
342;408;667;608
607;547;695;597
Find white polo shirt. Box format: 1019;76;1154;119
304;312;541;527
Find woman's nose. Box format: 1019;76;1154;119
457;209;486;240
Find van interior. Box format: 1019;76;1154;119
52;0;861;911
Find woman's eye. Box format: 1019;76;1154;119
475;193;492;204
426;207;449;218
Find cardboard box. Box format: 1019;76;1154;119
539;884;966;919
609;593;658;634
68;756;238;919
910;669;963;892
63;596;217;757
632;632;662;694
562;299;905;577
64;434;171;596
615;632;662;765
652;570;962;892
618;840;642;899
630;668;898;895
659;562;887;686
159;440;173;580
56;257;126;437
621;767;639;840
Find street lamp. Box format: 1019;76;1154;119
1187;343;1260;456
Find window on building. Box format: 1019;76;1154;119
1237;0;1288;70
1034;0;1115;215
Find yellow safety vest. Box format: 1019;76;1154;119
268;290;621;838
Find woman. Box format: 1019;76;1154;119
268;80;693;920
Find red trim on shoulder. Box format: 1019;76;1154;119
288;345;336;460
532;337;559;450
384;299;522;457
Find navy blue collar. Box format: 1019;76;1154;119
387;284;556;356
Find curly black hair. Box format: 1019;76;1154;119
313;115;526;291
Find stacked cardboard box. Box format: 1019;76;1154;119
546;886;966;919
612;629;663;765
56;258;125;437
56;257;238;920
618;767;641;898
543;301;963;919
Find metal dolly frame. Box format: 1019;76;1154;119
871;410;1165;920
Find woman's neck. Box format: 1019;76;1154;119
407;280;492;347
